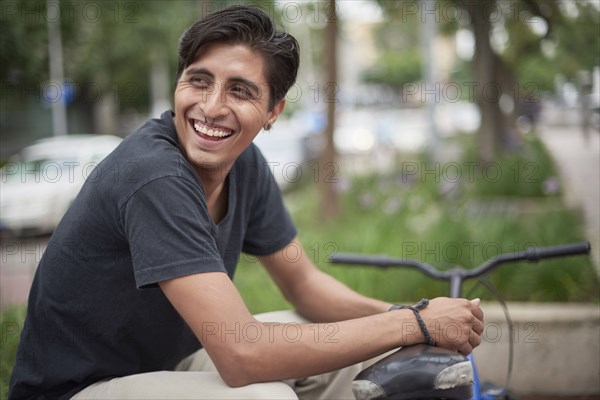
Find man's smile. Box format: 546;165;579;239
190;119;235;141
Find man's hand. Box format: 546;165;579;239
419;297;484;355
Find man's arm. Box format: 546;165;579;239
259;238;484;347
159;239;483;387
160;272;424;387
258;237;392;322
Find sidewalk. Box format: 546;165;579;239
475;302;599;395
538;123;600;275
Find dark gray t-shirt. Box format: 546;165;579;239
9;110;297;399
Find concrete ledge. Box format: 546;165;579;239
473;302;600;396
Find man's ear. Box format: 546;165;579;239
265;99;286;130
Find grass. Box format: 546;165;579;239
1;134;598;396
237;185;598;312
464;134;562;198
0;306;26;397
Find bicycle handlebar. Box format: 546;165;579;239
329;241;591;281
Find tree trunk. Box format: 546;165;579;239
319;0;339;221
493;51;520;148
471;0;495;163
93;70;117;134
150;49;171;119
470;0;509;163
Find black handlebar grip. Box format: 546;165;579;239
526;241;591;261
329;253;389;266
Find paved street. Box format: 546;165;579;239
538;122;600;275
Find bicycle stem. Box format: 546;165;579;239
449;271;463;299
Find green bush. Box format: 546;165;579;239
236;138;599;311
464;134;561;198
1;305;26;397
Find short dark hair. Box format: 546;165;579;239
176;5;300;110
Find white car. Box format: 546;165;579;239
0;134;122;235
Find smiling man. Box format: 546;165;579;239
9;5;483;400
172;41;283;225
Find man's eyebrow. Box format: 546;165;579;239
185;68;214;78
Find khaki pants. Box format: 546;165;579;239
72;311;361;399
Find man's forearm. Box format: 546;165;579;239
161;271;483;388
208;309;420;387
285;268;392;322
161;271;421;387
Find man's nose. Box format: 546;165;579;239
202;84;229;120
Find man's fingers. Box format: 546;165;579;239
470;299;484;322
469;327;482;348
459;342;474;356
471;318;484;335
425;297;485;354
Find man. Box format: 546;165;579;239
9;5;483;399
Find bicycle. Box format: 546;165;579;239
330;241;592;400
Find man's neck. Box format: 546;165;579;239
197;166;230;225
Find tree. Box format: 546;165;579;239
319;0;340;221
457;0;566;162
468;0;506;163
361;9;423;92
66;1;200;133
1;0;202;138
505;1;600;90
371;0;597;163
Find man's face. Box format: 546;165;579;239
174;43;283;174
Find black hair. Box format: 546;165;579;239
176;5;300;110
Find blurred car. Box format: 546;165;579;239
0;134;122;235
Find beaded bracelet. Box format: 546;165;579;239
389;298;436;346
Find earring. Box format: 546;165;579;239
265;123;272;131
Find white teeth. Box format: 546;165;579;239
193;121;232;138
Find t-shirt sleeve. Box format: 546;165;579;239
122;176;226;288
241;148;297;256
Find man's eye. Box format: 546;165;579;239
231;86;252;99
191;77;212;88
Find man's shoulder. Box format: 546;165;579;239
123;111;179;157
86;111;199;199
112;111;193;179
